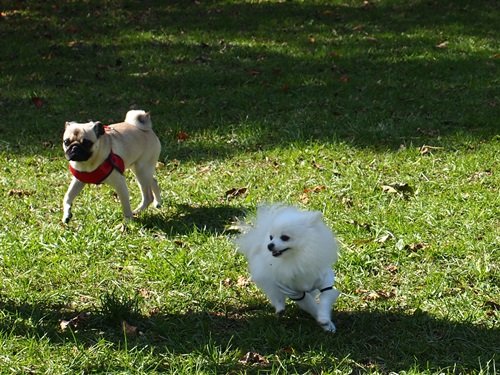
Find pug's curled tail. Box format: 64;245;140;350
125;110;153;130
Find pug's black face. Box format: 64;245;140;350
62;121;104;162
64;137;94;161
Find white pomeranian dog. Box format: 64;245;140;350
235;204;340;332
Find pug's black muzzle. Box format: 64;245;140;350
65;144;92;162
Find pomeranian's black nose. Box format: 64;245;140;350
267;243;275;251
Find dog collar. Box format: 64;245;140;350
69;152;125;184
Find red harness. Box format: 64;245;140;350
69;152;125;185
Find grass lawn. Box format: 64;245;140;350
0;0;498;373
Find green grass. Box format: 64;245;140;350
0;0;498;373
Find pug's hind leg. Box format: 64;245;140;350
62;177;85;223
151;177;162;208
132;166;156;213
106;172;133;219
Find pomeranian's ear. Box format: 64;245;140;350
306;211;323;224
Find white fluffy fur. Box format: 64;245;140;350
235;204;340;332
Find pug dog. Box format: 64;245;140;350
62;109;162;223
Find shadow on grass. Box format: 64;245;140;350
1;0;498;157
0;295;497;372
139;203;246;236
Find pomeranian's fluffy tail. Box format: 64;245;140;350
125;110;153;130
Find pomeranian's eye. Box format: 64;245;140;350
269;235;273;240
63;139;71;147
280;235;290;241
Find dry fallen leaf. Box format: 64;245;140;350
225;187;248;200
376;290;396;299
396;238;405;251
469;170;493;181
66;25;79;34
375;232;394;244
299;193;310;204
355;288;369;294
236;275;251;288
176;131;189;142
420;145;444;155
225;221;244;232
417;128;440;137
8;189;32;197
381;183;414;197
361;289;396;301
300;185;326;204
59;312;90;331
60;320;71;331
406;242;429;252
339;74;350;83
342;196;354;208
484;301;500;311
239;351;269;365
382;185;398;194
138;288;151;299
365;291;382;301
384;264;398;274
122;320;138;336
31;97;45;108
281;346;295;354
436;41;449;49
198;165;211;174
67;40;81;48
349;220;372;231
174;239;187;247
311;161;324;170
303;185;326;194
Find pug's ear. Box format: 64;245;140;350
93;121;105;138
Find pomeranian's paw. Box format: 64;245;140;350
318;320;336;333
62;212;72;224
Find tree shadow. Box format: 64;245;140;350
1;0;498;158
0;295;497;373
